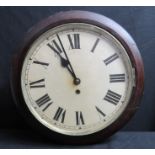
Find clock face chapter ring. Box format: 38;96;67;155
11;11;144;144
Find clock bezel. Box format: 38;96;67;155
11;10;144;144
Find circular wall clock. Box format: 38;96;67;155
11;11;144;144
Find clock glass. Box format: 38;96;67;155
21;23;135;136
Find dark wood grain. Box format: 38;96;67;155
11;10;144;144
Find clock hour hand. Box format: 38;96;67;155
47;43;68;67
56;34;80;85
47;42;79;82
61;58;78;79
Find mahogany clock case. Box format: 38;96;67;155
10;10;144;144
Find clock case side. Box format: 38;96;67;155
11;10;144;144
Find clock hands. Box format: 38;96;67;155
56;34;81;85
47;42;75;78
48;34;80;85
47;42;68;66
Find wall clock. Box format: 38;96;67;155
11;10;144;144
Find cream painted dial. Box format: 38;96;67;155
21;23;135;136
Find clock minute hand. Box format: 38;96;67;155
56;34;80;85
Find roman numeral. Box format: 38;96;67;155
91;38;100;52
95;106;106;117
47;39;63;54
33;61;49;66
42;102;53;112
35;94;52;112
104;90;121;105
67;34;80;49
76;111;84;125
110;74;125;83
104;53;119;65
53;107;66;123
29;79;45;88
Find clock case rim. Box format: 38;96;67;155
11;10;144;144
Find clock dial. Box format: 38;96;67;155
21;23;135;136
